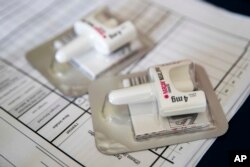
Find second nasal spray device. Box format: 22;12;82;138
55;7;137;63
109;61;207;117
26;7;153;96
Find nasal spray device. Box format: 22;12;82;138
26;7;152;97
89;60;228;154
109;61;207;117
55;7;137;63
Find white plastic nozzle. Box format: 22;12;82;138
109;83;155;105
55;35;91;63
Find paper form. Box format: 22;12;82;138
0;110;82;167
0;0;249;167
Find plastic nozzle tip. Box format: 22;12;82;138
108;90;122;105
55;50;69;63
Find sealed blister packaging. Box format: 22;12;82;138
26;7;153;96
89;60;228;154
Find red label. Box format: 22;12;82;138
93;26;106;38
160;80;169;99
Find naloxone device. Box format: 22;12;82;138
89;60;228;154
26;6;152;97
55;7;137;63
109;61;207;117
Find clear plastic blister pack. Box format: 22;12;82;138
89;60;228;154
26;7;153;96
